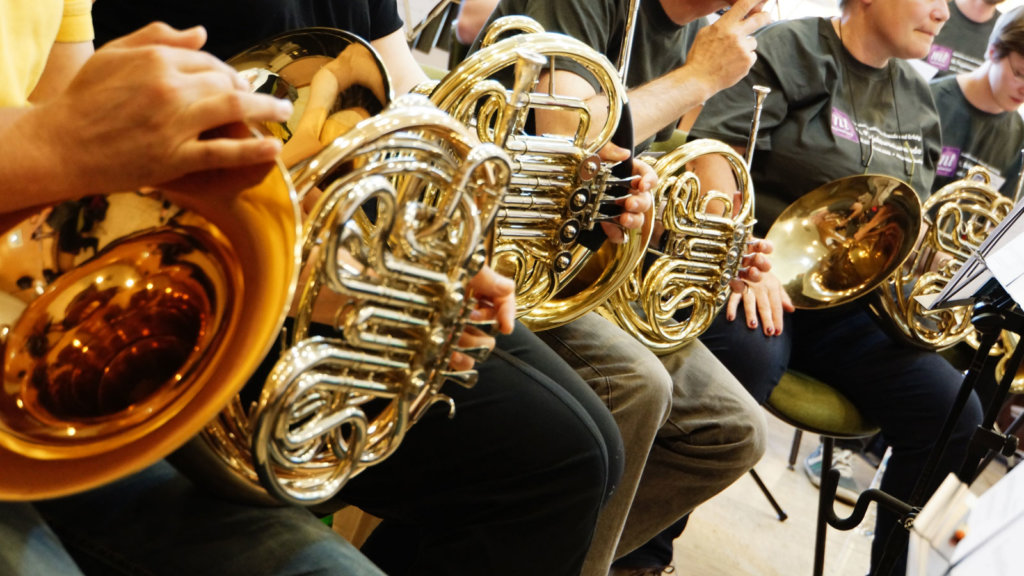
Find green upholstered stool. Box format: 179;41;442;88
765;370;880;576
768;370;879;465
647;129;688;154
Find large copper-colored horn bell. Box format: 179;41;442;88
0;163;301;500
765;174;922;309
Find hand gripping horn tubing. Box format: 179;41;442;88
427;16;650;332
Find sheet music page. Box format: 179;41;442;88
924;197;1024;310
907;474;974;576
986;232;1024;307
948;464;1024;575
921;253;991;310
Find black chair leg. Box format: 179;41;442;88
788;428;804;470
813;437;835;576
749;468;788;521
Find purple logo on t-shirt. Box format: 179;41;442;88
927;45;953;70
937;146;960;177
831;108;859;143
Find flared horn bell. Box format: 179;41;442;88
765;174;922;309
0;161;301;500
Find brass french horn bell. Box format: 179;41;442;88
765;174;922;309
0;164;301;501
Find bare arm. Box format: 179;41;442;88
455;0;500;45
370;27;428;95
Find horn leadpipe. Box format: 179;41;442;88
744;86;771;167
493;50;548;148
617;0;642;81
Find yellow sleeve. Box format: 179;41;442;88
57;0;94;43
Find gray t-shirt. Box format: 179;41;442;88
475;0;705;145
930;75;1024;195
690;17;942;235
923;1;997;77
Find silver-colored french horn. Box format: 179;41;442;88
176;95;510;506
175;30;510;506
426;16;651;331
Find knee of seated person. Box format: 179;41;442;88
954;390;984;439
724;400;768;472
632;356;675;422
740;406;768;468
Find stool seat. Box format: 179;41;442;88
764;369;881;576
766;370;879;439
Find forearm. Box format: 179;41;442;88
0;106;87;212
626;65;717;143
558;65;718;146
371;29;428;95
455;0;500;45
691;147;746;216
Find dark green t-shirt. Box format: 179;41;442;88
930;75;1024;196
474;0;705;145
922;1;996;78
690;17;942;236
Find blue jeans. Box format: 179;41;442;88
338;322;623;576
24;460;384;576
1;502;85;576
699;303;983;574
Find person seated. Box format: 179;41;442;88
0;3;385;575
87;1;627;575
688;0;984;573
930;5;1024;197
468;1;773;575
920;0;1006;78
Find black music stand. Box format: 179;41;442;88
814;280;1024;576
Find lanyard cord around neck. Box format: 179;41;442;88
836;19;916;180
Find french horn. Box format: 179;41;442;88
170;30;511;506
426;16;651;331
765;174;923;309
869;167;1014;349
175;95;510;506
599;87;770;354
